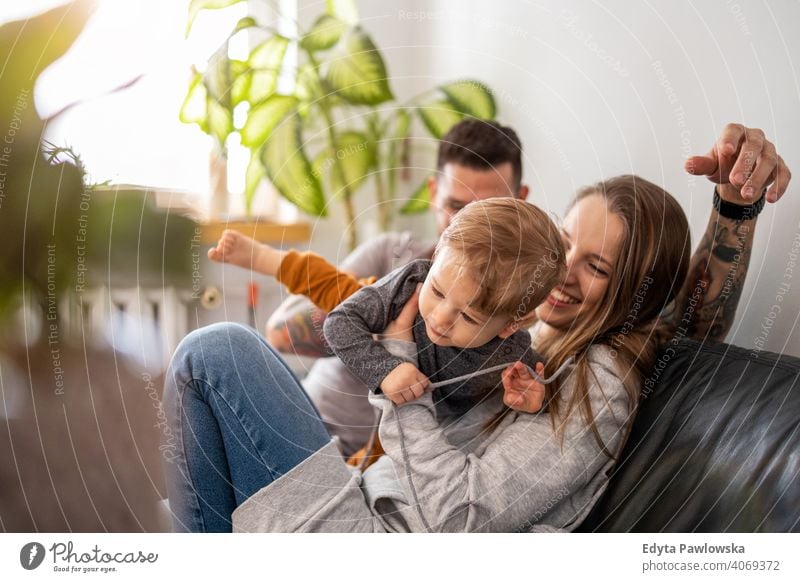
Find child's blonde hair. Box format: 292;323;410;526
434;197;565;319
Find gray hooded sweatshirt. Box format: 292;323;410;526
231;322;631;533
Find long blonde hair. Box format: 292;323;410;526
497;175;691;458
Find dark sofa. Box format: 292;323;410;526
578;338;800;532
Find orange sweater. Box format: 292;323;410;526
275;250;377;312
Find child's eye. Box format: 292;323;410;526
460;312;479;325
432;286;445;298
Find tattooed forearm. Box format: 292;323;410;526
270;308;332;357
676;211;756;342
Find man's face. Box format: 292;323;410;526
429;162;527;234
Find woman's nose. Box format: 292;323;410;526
563;249;580;285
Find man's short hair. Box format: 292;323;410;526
437;119;523;190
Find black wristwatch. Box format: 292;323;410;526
713;185;766;221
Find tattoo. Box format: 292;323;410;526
274;308;333;358
676;211;754;342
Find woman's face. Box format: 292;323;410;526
535;193;624;334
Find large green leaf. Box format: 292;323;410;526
326;27;393;105
440;79;496;119
244;152;266;214
207;98;233;145
179;70;208;132
233;15;257;34
241;94;298;148
327;131;375;198
248;35;290;104
296;63;323;106
261;112;327;217
400;180;432;214
230;59;251;106
186;0;244;37
326;0;359;24
417;100;463;139
300;14;346;52
205;44;232;107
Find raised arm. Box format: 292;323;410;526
676;124;791;341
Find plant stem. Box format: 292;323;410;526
305;48;359;250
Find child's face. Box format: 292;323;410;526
418;247;518;348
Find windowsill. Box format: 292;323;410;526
93;184;311;245
198;219;311;245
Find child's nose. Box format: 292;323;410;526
432;306;454;329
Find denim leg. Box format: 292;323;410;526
163;322;331;532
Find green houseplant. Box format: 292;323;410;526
181;0;498;250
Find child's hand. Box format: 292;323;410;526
501;361;546;413
380;362;430;405
208;229;284;276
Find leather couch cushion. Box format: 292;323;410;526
578;338;800;532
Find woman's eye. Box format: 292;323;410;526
589;263;608;277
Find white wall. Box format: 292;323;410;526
327;0;800;356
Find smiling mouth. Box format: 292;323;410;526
547;288;580;306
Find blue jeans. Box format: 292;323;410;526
163;322;331;532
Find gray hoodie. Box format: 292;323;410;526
231;324;631;533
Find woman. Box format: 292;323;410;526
163;126;790;532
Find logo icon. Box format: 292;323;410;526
20;542;46;570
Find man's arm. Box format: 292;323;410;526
678;124;791;342
266;235;394;356
266;296;331;357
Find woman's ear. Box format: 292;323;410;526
497;319;520;339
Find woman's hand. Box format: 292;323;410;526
501;361;546;413
685;123;791;204
381;284;421;342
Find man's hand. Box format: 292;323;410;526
501;361;546;413
685;123;791;204
380;362;430;405
381;284;421;342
